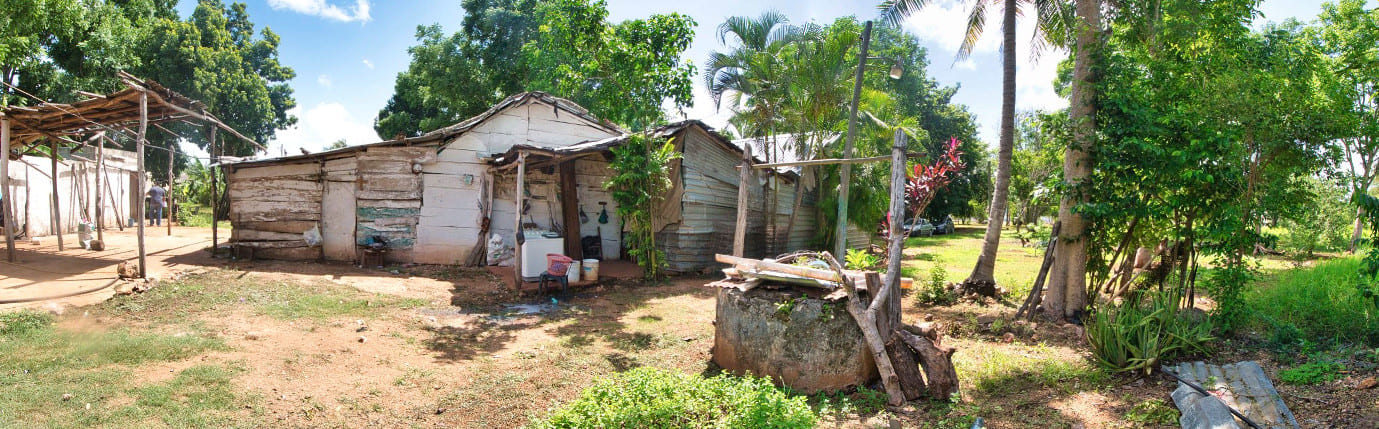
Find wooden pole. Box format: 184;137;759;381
559;160;580;259
209;126;218;256
884;131;906;299
835;20;874;257
733;145;751;257
167;142;173;235
513;152;526;287
95;136;104;243
1;115;15;262
135;91;148;278
50;139;63;250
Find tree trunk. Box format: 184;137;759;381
897;325;959;399
887;330;926;401
1046;0;1100;322
969;0;1018;286
1352;205;1364;253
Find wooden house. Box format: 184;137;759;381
223;93;833;275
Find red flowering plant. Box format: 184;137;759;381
905;137;966;223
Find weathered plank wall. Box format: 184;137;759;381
354;146;434;263
414;98;621;265
227;161;322;260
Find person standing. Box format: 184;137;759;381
147;183;166;227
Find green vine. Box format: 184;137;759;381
605;135;679;280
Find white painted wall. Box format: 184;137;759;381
3;149;138;238
413;98;621;265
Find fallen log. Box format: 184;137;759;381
897;325;959;400
887;329;927;401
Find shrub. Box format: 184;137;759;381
844;248;881;271
915;265;955;306
1086;289;1213;373
530;367;816;429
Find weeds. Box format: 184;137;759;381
1248;256;1379;347
1086;288;1213;373
915;265;956;306
1125;398;1178;425
1278;360;1344;385
530;367;816;428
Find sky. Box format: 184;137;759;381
175;0;1334;159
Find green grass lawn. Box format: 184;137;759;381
902;224;1047;297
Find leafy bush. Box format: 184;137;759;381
844;248;882;271
1248;256;1379;346
1086;289;1213;373
1278;361;1344;385
529;367;816;428
914;265;955;306
1202;259;1255;334
605;135;679;280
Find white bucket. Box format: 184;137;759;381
567;260;581;283
582;259;600;281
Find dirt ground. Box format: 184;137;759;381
1;226;218;310
4;226;1375;428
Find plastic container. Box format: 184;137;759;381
567;260;581;283
582;259;600;281
546;254;574;276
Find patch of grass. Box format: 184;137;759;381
959;343;1110;397
1278;361;1344;385
0;310;55;335
103;270;426;322
0;318;249;427
809;386;887;417
903;226;1045;293
1125;398;1178;425
529;367;816;428
1247;256;1379;347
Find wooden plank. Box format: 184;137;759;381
358;199;422;209
732;145;751;256
234;221;317;234
229;162;320;180
228;177;322;191
234;229;306;241
227;188;322;202
357;190;421;200
0;117;13;262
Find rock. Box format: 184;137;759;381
1001;332;1015;343
1359;377;1377;390
245;332;263;340
682;336;693;342
356;326;368;333
357;336;367;343
61;393;72;401
923;313;935;322
435;407;446;415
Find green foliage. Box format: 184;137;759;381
1125;398;1179;425
529;367;816;428
915;264;956;306
0;310;53;336
378;0;694;135
1203;259;1257;334
844;248;881;271
605;135;679;279
1277;178;1354;256
1248;256;1379;346
1086;289;1213;373
1278;361;1345;385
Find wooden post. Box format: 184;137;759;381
732;145;751;257
835;20;874;257
135;91;148;278
1;115;15;262
884;130;906;299
513;152;526;287
559;160;580;259
209;126;218;255
167;142;173;235
95;136;104;243
50;139;63;250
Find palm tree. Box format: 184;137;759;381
704;11;806;252
881;0;1068;290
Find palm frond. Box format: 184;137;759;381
877;0;930;27
956;0;991;61
1030;0;1075;60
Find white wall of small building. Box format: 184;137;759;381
3;149;138;238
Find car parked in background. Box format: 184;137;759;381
903;218;935;237
932;215;955;235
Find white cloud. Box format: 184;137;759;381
266;0;371;23
266;103;380;157
954;58;977;71
362;59;374;69
903;0;1002;57
317;74;332;88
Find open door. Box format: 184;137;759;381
322;180;357;261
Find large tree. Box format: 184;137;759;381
376;0;695;136
1316;0;1379;251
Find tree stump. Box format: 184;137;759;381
898;324;960;399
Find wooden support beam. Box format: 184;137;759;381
1;115;15;262
209;126;218;256
883;131;907;304
167;142;173;236
50;139;63;250
559;160;581;259
751;155;893;169
135;91;148;278
95;136;104;243
733;145;751;257
513;152;526;287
